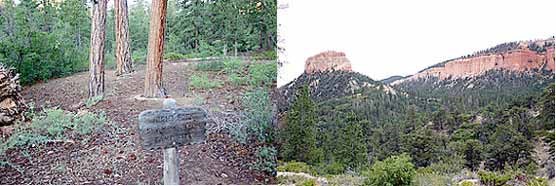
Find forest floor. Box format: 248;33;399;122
0;60;274;184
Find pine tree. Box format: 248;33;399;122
281;85;321;164
463;139;482;171
336;112;368;170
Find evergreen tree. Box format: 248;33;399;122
335;112;368;170
463;139;482;171
281;85;321;164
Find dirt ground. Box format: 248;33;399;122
0;61;274;184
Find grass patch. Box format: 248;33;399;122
195;61;225;72
85;95;103;108
189;74;222;90
247;62;276;87
164;52;186;61
1;108;106;155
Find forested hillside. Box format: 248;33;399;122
0;0;276;85
277;40;555;185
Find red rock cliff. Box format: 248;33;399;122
396;39;555;83
305;51;352;74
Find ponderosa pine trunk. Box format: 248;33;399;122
88;0;107;98
114;0;133;76
143;0;167;98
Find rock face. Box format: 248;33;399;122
305;51;352;74
393;38;555;84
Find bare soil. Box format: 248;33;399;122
0;61;274;184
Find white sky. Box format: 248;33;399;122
277;0;556;86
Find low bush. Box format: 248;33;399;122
223;58;243;74
1;108;106;155
412;172;453;186
527;177;548;186
277;161;317;175
252;50;277;60
247;62;276;87
478;171;512;186
251;146;277;175
363;154;416;186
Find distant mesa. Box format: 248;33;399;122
392;38;555;84
305;51;352;74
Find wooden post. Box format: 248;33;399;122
162;99;179;185
138;99;207;185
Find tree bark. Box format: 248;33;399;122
88;0;107;98
114;0;133;76
143;0;168;98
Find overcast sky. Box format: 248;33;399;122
277;0;556;86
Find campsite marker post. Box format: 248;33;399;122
138;99;207;185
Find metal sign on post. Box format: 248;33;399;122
138;99;208;185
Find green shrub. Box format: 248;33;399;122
247;62;276;87
189;74;222;89
412;172;452;186
195;61;225;72
85;95;103;108
460;180;476;186
229;73;247;86
277;161;317;175
132;50;147;64
227;89;272;143
223;58;243;74
478;171;512;186
322;162;345;175
363;154;416;186
327;174;366;186
299;179;317;186
1;108;105;155
252;50;277;60
527;177;548;186
164;52;186;61
251;146;277;175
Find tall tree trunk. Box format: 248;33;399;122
114;0;133;76
143;0;168;98
88;0;107;98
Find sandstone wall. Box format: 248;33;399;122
305;51;352;74
399;46;555;83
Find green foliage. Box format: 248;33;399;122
463;139;483;171
363;154;416;186
85;95;103;108
460;180;475;186
195;61;226;72
537;83;554;130
247;62;277;87
0;0;90;85
402;129;448;167
334;112;368;170
299;179;317;186
163;52;186;61
252;146;277;175
277;161;317;175
478;171;512;186
412;172;453;186
252;50;277;60
1;108;105;155
223;58;243;74
484;125;533;171
527;177;548;186
229;73;248;86
189;74;222;89
321;162;345;175
281;85;321;165
241;89;273;143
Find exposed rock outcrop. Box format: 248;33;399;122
393;38;555;84
305;51;352;74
